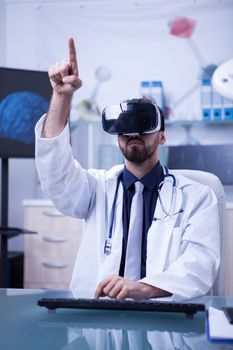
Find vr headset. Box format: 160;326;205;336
102;102;162;136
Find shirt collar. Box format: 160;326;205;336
122;161;164;191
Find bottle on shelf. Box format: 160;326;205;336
140;81;151;99
140;80;166;112
201;79;212;121
223;96;233;121
201;79;233;122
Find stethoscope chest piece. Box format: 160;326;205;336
104;239;112;255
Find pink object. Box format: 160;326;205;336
169;16;196;38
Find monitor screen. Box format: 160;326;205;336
0;67;52;158
167;144;233;185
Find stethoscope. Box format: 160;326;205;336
154;166;184;222
104;165;183;255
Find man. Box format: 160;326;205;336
35;38;220;300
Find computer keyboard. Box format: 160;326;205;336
37;297;205;316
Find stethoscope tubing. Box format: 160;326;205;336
104;165;184;254
107;165;176;240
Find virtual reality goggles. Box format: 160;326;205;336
102;102;162;136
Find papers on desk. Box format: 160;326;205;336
207;306;233;342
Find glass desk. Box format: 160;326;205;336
1;289;233;350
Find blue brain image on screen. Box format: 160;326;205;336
0;91;49;144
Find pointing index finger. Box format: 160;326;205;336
68;37;78;76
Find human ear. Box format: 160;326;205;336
159;131;166;145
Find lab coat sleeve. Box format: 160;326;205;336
140;185;221;300
35;115;97;219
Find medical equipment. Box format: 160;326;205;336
102;101;162;135
153;167;184;221
104;166;183;255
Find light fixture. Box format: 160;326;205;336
212;58;233;100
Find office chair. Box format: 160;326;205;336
172;169;226;296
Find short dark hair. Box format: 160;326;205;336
123;96;165;131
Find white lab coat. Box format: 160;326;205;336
35;116;220;300
63;329;212;350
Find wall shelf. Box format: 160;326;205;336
165;119;233;145
165;119;233;127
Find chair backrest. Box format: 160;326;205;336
172;169;226;296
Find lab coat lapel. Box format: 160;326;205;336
98;182;124;283
106;177;118;224
146;176;183;274
105;166;124;230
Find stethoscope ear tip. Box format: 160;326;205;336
153;208;183;222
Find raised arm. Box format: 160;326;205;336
42;38;82;138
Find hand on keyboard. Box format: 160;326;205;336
95;275;172;300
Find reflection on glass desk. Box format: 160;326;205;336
1;289;233;350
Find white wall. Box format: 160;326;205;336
1;0;233;250
5;0;233;115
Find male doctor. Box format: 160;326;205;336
35;38;220;301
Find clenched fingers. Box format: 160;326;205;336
95;275;138;300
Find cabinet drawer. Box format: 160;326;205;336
24;282;69;290
24;231;82;259
24;256;74;284
23;202;84;289
24;206;83;234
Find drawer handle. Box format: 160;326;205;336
42;262;68;269
42;211;64;217
42;236;68;243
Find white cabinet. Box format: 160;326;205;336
226;204;233;296
23;200;83;290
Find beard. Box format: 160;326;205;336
119;137;158;164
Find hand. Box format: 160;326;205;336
48;37;82;95
95;275;172;300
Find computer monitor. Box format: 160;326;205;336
167;144;233;185
0;67;52;158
